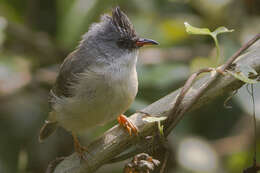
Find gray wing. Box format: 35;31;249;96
43;51;88;139
49;50;90;106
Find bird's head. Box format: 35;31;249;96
78;7;158;61
111;7;158;50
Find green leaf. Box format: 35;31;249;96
226;64;258;84
227;71;257;84
158;122;164;136
184;22;234;65
184;22;211;35
143;116;167;123
184;22;234;37
143;116;167;136
212;26;234;37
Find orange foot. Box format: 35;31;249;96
117;114;138;136
72;133;88;161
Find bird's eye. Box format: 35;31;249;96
117;38;135;50
117;38;124;44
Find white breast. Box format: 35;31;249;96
55;51;138;133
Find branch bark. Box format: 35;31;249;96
53;44;260;173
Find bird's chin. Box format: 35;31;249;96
120;50;138;66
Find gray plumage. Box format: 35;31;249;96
51;8;137;99
39;7;157;142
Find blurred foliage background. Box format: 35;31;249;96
0;0;260;173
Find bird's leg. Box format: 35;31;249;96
117;114;138;136
72;133;88;160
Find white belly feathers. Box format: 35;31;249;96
54;51;138;132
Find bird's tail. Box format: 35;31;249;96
39;112;58;142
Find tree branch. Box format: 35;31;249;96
164;33;260;136
53;41;260;173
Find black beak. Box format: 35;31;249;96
136;38;159;47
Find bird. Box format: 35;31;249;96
39;7;158;159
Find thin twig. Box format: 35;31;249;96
221;33;260;71
164;68;213;135
165;33;260;136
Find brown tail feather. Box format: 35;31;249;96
39;121;57;143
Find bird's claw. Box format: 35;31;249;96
117;114;138;136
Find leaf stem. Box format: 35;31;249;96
250;84;257;166
212;35;221;65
